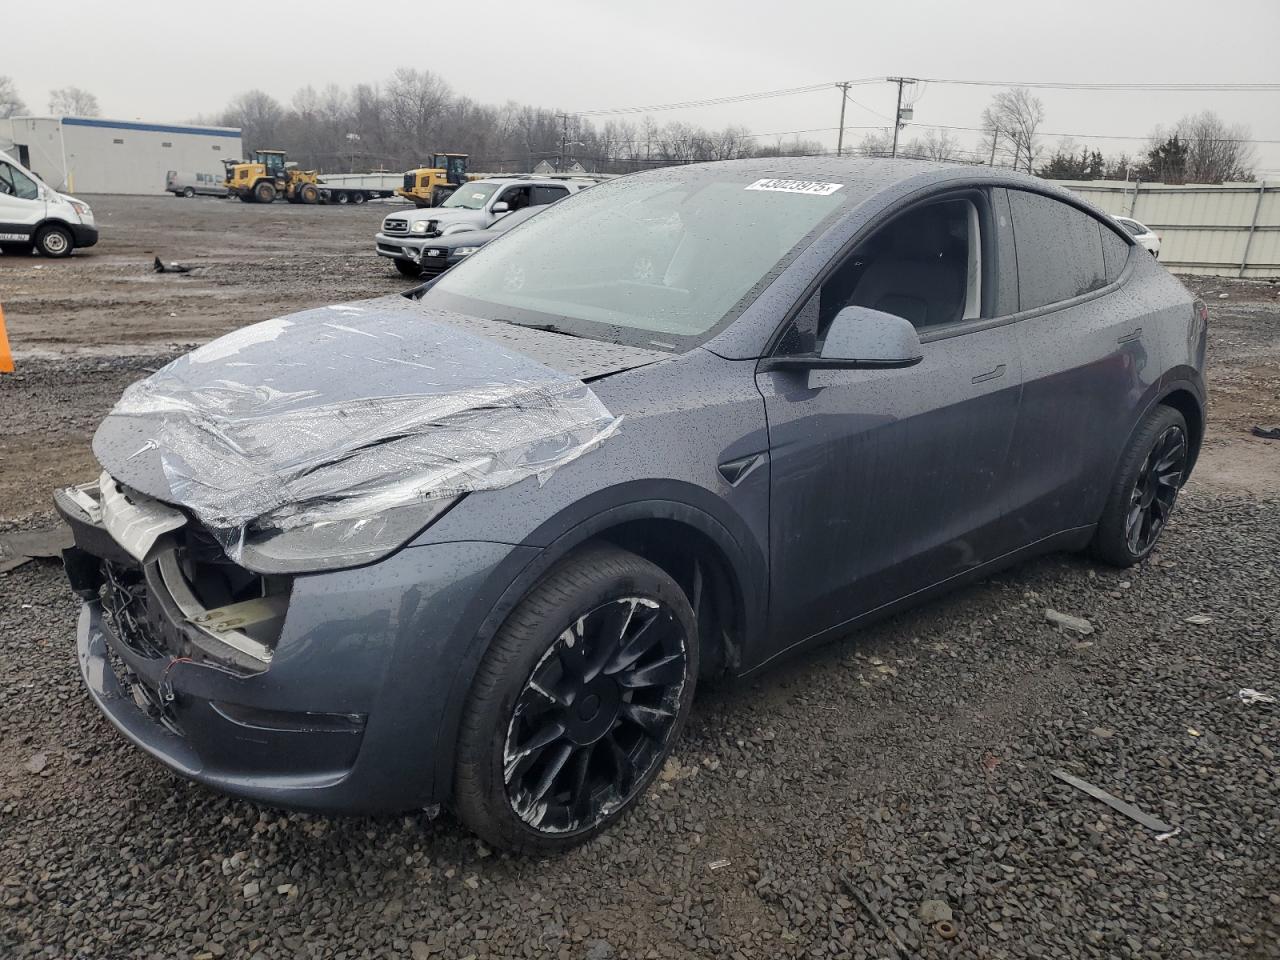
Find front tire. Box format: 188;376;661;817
454;545;698;854
1091;405;1189;567
393;258;421;278
182;187;196;198
35;225;73;258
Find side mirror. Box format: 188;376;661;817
491;201;510;214
761;306;923;371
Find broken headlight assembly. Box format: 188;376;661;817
236;496;460;575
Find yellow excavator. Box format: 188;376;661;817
223;150;321;204
395;153;475;207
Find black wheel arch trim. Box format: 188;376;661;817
427;483;767;805
1149;372;1206;474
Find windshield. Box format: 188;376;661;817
442;183;499;210
427;172;849;351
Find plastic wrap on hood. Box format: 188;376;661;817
104;304;621;562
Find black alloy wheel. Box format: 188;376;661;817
454;545;697;853
503;595;689;834
1125;423;1187;556
1092;404;1190;566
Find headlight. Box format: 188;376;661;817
453;246;480;257
236;497;460;574
69;200;90;217
410;221;430;234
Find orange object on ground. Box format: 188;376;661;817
0;303;12;373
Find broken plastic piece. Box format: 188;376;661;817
1050;769;1176;834
1238;688;1276;705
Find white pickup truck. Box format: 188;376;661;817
375;176;595;277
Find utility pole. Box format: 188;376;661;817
835;81;850;157
887;77;916;158
988;126;999;166
557;112;571;172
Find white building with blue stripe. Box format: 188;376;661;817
1;116;243;195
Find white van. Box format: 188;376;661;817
0;150;98;257
166;170;229;198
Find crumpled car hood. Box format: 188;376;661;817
93;296;666;561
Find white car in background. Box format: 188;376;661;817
1114;216;1161;258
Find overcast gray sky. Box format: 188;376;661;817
8;0;1280;168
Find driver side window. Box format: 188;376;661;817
778;196;988;355
499;186;533;211
0;162;39;200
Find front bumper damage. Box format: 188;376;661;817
57;475;369;806
56;473;538;814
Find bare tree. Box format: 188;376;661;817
219;90;285;154
0;76;26;119
917;128;960;161
48;86;100;117
856;130;895;157
1148;111;1255;183
386;68;452;154
980;88;1044;172
194;68;875;175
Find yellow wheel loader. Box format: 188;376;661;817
223;150;321;204
395;153;475;208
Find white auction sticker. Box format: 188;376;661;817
745;178;843;196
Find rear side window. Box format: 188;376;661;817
1009;191;1107;310
1100;225;1130;281
531;185;569;205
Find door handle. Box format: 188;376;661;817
1117;327;1143;344
971;363;1006;384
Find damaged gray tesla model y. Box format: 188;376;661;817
57;158;1206;852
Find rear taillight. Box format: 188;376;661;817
1194;299;1208;324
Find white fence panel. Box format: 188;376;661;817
1055;179;1279;279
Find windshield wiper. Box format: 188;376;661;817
514;322;592;341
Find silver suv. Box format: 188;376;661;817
376;176;595;277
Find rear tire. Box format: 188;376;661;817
352;191;367;205
253;181;276;203
335;192;350;205
454;544;698;854
393;258;421;278
35;225;73;258
182;187;196;198
1091;405;1189;567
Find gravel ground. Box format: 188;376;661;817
2;491;1277;959
1;199;1278;958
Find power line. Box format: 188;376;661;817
574;80;879;117
844;89;894;122
917;78;1280;92
903;120;1280;145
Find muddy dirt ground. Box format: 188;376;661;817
1;195;1278;960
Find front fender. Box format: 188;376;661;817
426;484;769;802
